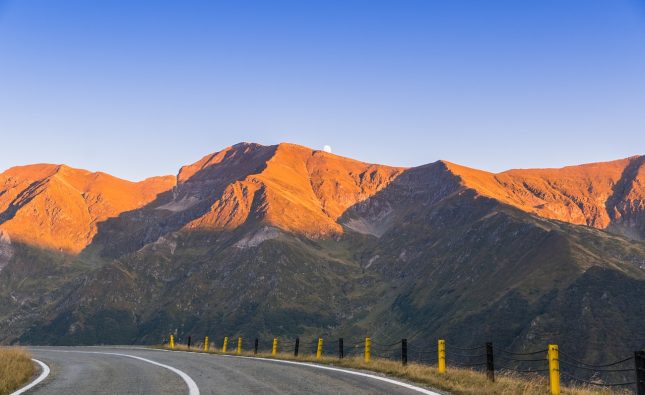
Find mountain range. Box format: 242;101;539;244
1;142;643;371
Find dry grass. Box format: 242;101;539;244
158;344;629;395
0;348;35;395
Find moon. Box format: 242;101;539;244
323;145;332;153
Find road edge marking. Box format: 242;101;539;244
221;354;442;395
29;350;199;395
102;352;200;395
11;358;50;395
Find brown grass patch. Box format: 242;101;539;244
157;344;629;395
0;348;35;395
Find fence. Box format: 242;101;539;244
165;334;645;395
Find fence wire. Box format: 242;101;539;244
560;371;636;387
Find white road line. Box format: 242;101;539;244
30;349;200;395
222;354;442;395
11;359;50;395
102;352;200;395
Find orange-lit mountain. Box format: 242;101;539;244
87;143;406;255
441;155;645;240
178;142;405;235
0;164;175;252
0;144;643;255
159;143;645;242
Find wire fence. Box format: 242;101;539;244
165;334;645;394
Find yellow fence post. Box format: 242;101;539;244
438;339;446;373
548;344;560;395
364;337;371;363
169;335;175;349
203;336;209;352
316;337;323;360
237;336;242;355
222;336;228;353
272;337;278;356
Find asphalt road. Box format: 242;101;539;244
23;346;443;394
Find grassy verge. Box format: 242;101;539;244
156;345;627;395
0;348;35;395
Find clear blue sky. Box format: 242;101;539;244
1;1;644;180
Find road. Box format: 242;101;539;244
21;346;443;394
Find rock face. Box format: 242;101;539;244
0;143;643;373
0;230;12;273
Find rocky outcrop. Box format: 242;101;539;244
0;230;12;273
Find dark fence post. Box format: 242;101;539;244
295;337;300;357
486;342;495;382
402;339;408;366
187;336;191;349
254;338;259;355
636;351;645;395
339;338;344;359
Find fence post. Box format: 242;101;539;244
295;337;300;357
237;336;242;355
272;337;278;356
438;339;446;373
401;339;408;366
187;336;191;349
339;338;344;359
254;338;259;355
169;334;175;349
222;336;228;353
204;336;209;352
548;344;560;395
365;337;371;363
316;337;323;360
635;351;645;395
486;342;494;382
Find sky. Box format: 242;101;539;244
0;0;644;181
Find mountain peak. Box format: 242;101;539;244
0;163;175;252
437;155;645;238
171;141;404;238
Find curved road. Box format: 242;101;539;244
22;347;443;394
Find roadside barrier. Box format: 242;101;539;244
165;334;645;394
316;337;323;360
364;337;370;363
437;339;445;373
